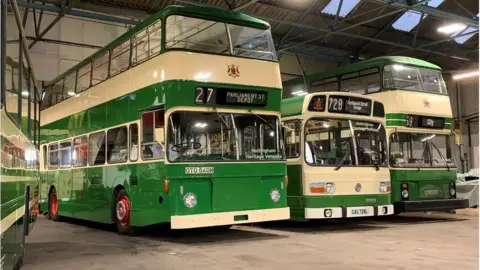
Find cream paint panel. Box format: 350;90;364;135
41;51;282;126
170;207;290;229
302;166;390;195
370;91;452;117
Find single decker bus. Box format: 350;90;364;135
281;92;393;220
283;56;469;214
39;5;289;235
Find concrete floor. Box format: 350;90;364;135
23;213;478;270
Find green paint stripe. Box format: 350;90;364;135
386;113;406;120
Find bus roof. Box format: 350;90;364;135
283;56;442;87
46;5;271;87
281;92;383;118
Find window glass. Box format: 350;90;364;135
111;40;130;76
42;145;47;169
92;52;109;86
390;133;455;168
283;83;308;98
311;77;338;93
63;72;76;99
129;124;139;161
48;143;59;168
59;141;72;168
419;68;447;94
353;122;387;166
5;59;20;126
166;16;229;55
228;24;276;60
73;136;88;167
51;79;64;105
132;20;162;65
340;75;365;94
167;111;285;162
88;132;106;165
76;63;91;93
142;110;165;160
364;72;381;93
283;121;300;158
383;64;447;94
107;126;128;163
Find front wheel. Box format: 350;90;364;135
115;189;136;235
48;187;61;222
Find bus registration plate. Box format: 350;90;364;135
185;167;214;174
347;206;372;217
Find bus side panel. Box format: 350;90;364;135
129;162;170;227
57;169;73;217
390;169;456;203
286;164;305;221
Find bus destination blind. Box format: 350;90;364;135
405;115;445;129
328;95;372;116
195;87;267;107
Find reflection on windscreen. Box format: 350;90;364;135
167;111;285;162
304;119;387;166
165;15;277;61
383;64;447;94
390;133;455;168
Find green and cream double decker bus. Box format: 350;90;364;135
281;92;393;220
39;5;289;235
283;56;469;214
2;0;41;268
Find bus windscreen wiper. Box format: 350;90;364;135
335;142;351;171
431;141;450;171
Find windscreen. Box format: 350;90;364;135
389;133;455;168
383;64;447;94
165;15;277;61
167;111;285;162
304;118;387;166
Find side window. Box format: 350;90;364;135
48;143;59;169
132;20;162;66
340;72;365;94
107;126;128;164
88;131;106;165
92;52;109;86
283;121;300;158
76;63;92;93
129;124;139;161
42;145;47;169
73;136;88;167
5;59;20;126
59;141;72;168
52;78;64;104
141;110;165;160
360;69;380;94
110;40;130;77
64;72;76;98
311;77;338;93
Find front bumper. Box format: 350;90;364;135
305;205;394;219
170;207;290;229
395;198;469;212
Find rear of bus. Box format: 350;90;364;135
160;8;289;229
373;60;469;213
282;93;393;220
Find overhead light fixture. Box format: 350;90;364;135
437;23;466;34
420;134;436;142
291;90;307;96
67;91;75;96
21;91;29;97
453;71;479;80
194;122;207;128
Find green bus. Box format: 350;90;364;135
1;0;41;268
39;5;289;235
283;56;469;214
282;92;393;220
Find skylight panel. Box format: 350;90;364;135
427;0;444;8
392;11;427;32
454;26;478;44
321;0;361;18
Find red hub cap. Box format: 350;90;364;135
116;196;130;226
51;193;58;215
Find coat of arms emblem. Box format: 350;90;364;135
423;99;431;108
227;64;240;78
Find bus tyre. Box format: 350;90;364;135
48;188;60;222
115;189;136;235
13;256;23;270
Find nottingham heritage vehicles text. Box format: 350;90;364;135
39;5;289;235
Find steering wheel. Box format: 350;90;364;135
171;142;202;152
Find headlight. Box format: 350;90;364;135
401;189;409;199
379;182;391;192
270;189;281;203
325;182;336;194
183;193;197;208
449;187;455;196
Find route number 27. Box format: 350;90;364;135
195;87;214;104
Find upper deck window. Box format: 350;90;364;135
383;64;447;94
165;15;276;61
